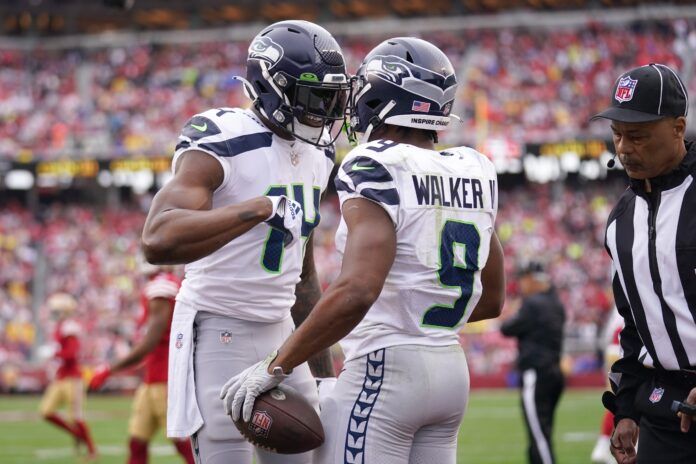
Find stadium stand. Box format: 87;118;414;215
1;18;695;160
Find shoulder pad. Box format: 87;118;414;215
336;148;399;207
176;108;273;159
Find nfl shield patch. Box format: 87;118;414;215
219;331;232;344
412;100;431;113
175;333;184;349
649;386;664;403
615;76;638;103
249;410;273;438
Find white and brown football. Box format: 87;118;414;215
232;384;324;454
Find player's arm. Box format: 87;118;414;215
271;198;396;373
141;150;272;264
89;298;173;390
111;298;172;373
468;231;505;323
499;301;534;336
290;235;335;378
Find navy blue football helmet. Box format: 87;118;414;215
240;20;350;147
348;37;458;142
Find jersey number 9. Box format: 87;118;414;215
422;220;481;329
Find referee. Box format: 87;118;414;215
501;261;565;464
593;63;696;463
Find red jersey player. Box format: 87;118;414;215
39;292;97;460
592;309;625;464
89;263;193;464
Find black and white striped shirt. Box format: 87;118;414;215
605;141;696;420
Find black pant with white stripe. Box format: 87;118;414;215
519;365;564;464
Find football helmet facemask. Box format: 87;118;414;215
239;20;350;147
348;37;458;143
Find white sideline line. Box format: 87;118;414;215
562;432;597;442
34;444;176;459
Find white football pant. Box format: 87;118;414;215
315;344;469;464
191;311;318;464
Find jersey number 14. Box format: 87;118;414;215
262;184;321;273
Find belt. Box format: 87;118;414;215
654;369;696;388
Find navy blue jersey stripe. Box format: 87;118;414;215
198;132;273;158
342;156;393;185
360;187;399;206
175;141;191;151
334;177;355;193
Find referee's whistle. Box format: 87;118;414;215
671;400;696;416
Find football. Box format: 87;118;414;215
232;385;324;454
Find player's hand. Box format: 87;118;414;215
610;418;639;464
264;195;303;247
679;387;696;432
88;365;111;391
220;350;289;422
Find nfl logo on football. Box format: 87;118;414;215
249;410;273;438
615;76;638;103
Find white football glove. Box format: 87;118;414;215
265;195;303;247
220;350;289;422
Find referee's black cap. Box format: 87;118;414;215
591;64;689;123
516;259;546;277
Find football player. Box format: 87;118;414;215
89;261;194;464
140;20;350;464
222;37;506;464
39;292;97;461
592;309;625;464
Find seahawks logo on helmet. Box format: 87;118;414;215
248;37;284;66
368;58;410;85
365;55;457;109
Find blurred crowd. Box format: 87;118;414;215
461;181;621;377
0;203;147;388
0;179;624;388
2;19;696;160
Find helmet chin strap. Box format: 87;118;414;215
361;100;396;144
259;60;291;106
233;75;271;120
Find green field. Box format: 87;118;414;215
0;389;605;463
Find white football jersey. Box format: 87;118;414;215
335;139;499;362
171;108;334;322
